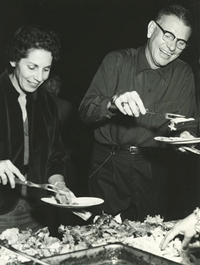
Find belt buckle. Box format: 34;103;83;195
129;146;138;154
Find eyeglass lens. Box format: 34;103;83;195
155;21;187;50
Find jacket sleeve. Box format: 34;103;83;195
79;52;122;124
45;96;67;180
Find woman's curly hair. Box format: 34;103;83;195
6;24;60;64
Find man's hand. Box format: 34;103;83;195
0;160;26;188
179;131;195;139
178;131;195;153
114;91;146;117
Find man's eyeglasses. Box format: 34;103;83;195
154;21;188;50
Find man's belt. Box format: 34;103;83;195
94;141;165;155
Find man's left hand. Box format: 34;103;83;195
54;181;76;204
178;131;195;153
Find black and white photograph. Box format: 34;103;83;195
0;0;200;264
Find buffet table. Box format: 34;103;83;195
0;213;199;265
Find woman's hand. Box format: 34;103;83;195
48;175;76;204
0;160;26;188
160;213;197;251
54;181;76;204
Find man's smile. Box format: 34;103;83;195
159;48;173;57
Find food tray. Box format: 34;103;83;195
40;243;180;265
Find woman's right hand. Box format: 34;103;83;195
0;160;26;188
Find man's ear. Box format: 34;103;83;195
147;20;156;39
10;61;16;67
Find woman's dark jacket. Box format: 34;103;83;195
0;70;67;214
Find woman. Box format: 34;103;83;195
0;25;75;233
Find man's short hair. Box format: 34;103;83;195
154;4;193;30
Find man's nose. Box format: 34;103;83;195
167;40;177;51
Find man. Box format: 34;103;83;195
79;4;198;221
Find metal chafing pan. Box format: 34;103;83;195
38;243;180;265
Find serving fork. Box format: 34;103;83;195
146;109;185;119
15;178;67;195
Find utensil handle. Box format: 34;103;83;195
15;178;28;186
15;178;35;188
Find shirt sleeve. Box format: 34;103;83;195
79;52;122;123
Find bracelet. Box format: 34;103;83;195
194;207;200;233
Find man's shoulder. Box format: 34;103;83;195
104;48;140;66
171;58;192;72
107;47;139;59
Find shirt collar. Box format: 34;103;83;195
136;46;170;83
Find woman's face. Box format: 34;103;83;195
10;49;53;94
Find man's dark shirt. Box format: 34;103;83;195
79;46;197;147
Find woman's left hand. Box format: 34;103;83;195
54;181;76;204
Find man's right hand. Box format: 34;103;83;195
114;91;146;117
0;160;25;188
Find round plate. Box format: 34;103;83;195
41;196;104;208
154;136;200;145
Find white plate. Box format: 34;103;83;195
154;136;200;145
41;196;104;208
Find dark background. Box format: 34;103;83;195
0;0;200;222
0;0;199;100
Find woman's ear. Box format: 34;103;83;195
10;61;16;67
147;20;157;39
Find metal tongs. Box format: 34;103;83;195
15;178;66;195
146;109;185;119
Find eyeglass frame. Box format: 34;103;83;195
154;21;188;50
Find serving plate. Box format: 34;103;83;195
154;136;200;145
41;196;104;208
